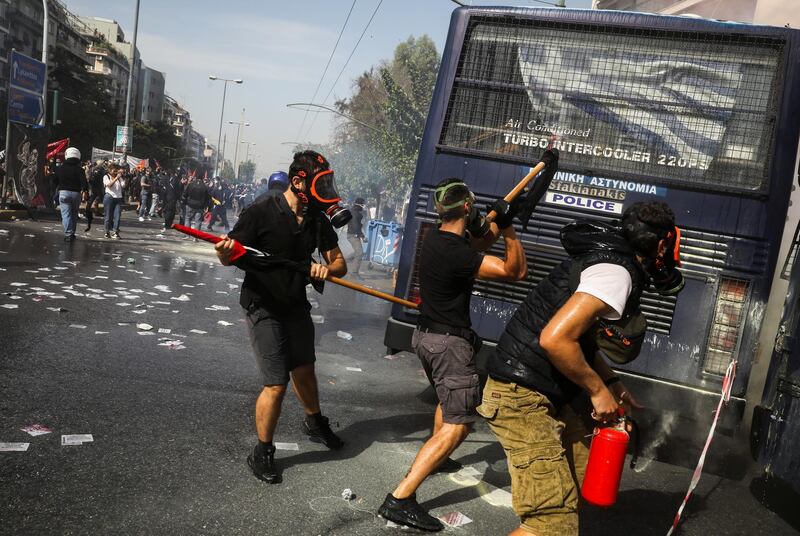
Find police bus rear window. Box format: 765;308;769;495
438;16;785;194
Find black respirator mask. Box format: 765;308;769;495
291;167;352;228
624;211;685;296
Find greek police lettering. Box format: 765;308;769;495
544;191;623;214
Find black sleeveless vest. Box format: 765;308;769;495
486;221;646;406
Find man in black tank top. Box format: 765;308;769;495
378;178;529;531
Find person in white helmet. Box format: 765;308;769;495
54;147;88;242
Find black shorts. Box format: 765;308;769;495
412;327;480;425
245;306;316;385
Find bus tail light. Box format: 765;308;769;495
702;278;750;375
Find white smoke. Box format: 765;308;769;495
634;410;679;473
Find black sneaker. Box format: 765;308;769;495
378;493;444;532
84;226;91;233
247;444;281;484
303;414;344;450
112;232;120;239
105;232;111;239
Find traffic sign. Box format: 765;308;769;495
10;51;46;96
8;87;44;126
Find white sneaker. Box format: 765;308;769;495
139;216;144;222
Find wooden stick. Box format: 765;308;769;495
328;275;419;309
485;160;547;223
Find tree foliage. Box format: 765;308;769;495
130;121;184;165
331;35;440;208
49;47;118;156
238;160;256;182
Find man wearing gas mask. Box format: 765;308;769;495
378;177;528;532
477;201;683;536
215;150;351;485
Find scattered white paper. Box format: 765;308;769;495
311;315;325;324
157;328;172;334
274;442;299;451
171;294;190;302
61;434;93;446
94;331;109;335
189;329;207;335
346;367;363;372
154;285;171;293
46;307;67;313
439;512;473;528
136;323;153;331
69;324;87;329
217;320;234;326
1;304;18;309
205;305;230;311
116;303;131;307
21;424;52;436
0;442;30;452
337;331;353;341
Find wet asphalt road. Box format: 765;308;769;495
0;210;797;536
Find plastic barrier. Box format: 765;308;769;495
364;220;403;267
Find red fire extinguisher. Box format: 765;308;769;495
581;409;639;507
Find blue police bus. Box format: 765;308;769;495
383;7;800;490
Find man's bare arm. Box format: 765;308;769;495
539;292;619;421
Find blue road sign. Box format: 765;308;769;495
8;87;44;126
10;51;46;96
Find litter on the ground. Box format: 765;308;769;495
274;442;299;451
189;329;207;335
69;324;87;329
61;434;93;446
337;331;353;341
385;520;410;529
439;512;473;528
136;323;153;331
158;328;172;334
154;285;171;293
95;331;108;335
1;304;19;309
218;320;234;326
0;442;30;452
171;294;190;302
341;488;356;501
311;315;325;324
205;305;230;311
346;367;363;372
384;354;402;360
21;424;52;436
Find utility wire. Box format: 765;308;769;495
294;0;359;143
304;0;384;139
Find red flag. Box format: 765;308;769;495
46;139;69;160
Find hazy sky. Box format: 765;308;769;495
65;0;593;175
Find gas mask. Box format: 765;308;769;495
623;206;684;296
641;226;684;295
291;166;352;228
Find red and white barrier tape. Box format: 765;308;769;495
666;360;736;536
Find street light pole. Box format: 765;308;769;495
240;141;255;164
40;0;48;126
286;102;383;133
229;111;249;180
123;0;141;138
209;76;243;176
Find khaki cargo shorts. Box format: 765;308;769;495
477;377;591;536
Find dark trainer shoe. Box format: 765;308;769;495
247;444;280;484
303;414;344;450
378;493;443;532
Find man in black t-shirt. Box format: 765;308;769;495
215;151;347;485
378;178;528;532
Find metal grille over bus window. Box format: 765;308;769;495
702;277;750;375
437;15;784;194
